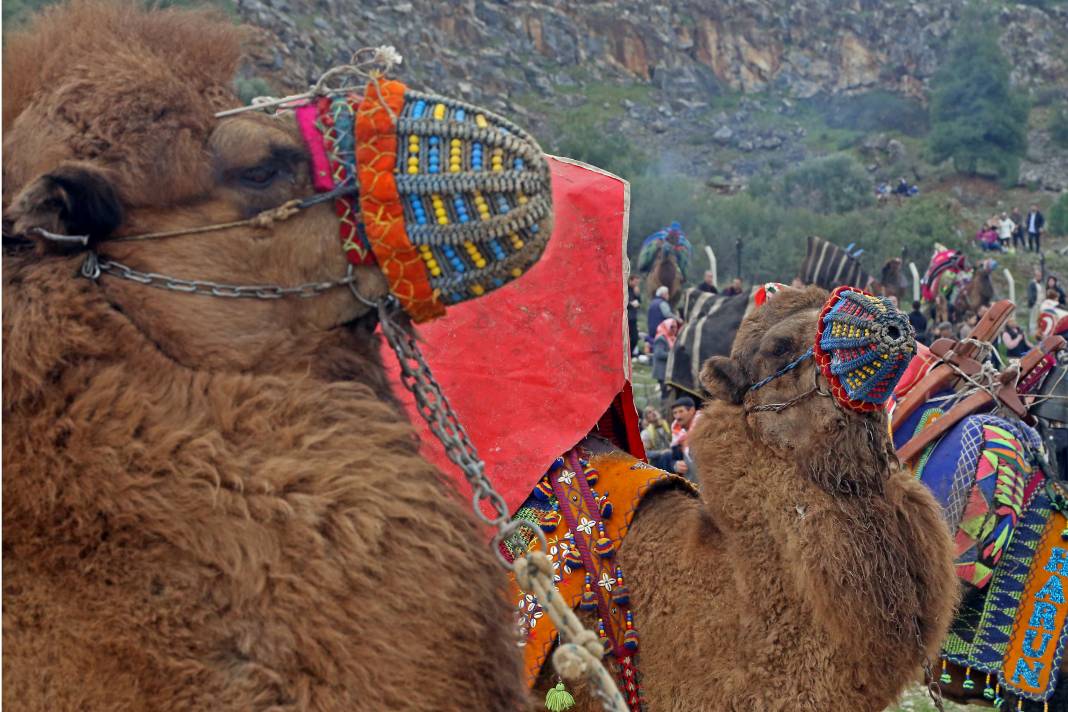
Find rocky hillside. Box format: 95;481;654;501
236;0;1068;189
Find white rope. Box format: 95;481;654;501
514;553;629;711
214;46;404;118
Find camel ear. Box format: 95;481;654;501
6;163;122;249
700;356;747;404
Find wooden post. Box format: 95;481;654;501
909;261;921;303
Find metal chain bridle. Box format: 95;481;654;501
347;276;629;712
70;243;629;710
80;252;359;299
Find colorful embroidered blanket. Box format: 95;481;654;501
921;249;967;303
940;479;1068;704
504;448;694;709
914;415;1039;589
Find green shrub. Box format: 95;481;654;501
753;153;874;215
234;77;275;106
1050;192;1068;238
808;90;930;137
1051;105;1068;150
544;120;648;182
927;16;1029;185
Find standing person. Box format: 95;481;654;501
1027;204;1045;253
640;406;674;472
723;278;744;296
646;285;672;342
627;274;642;356
998;212;1016;251
907;300;928;343
1002;317;1030;359
1011;207;1026;251
1047;276;1066;306
1028;266;1044;309
670;396;701;481
697;270;718;294
651;318;679;399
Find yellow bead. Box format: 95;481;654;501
451;138;461;147
437;217;449;225
430;267;442;276
434;103;446;120
518;194;528;204
407;166;419;174
511;268;522;277
471;284;485;295
475;259;486;268
514;240;524;248
476;114;488;128
427;260;438;269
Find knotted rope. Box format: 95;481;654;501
513;553;626;708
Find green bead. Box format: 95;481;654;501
994;696;1004;708
963;678;976;691
984;686;996;700
940;673;953;684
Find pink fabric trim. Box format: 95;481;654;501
295;105;334;192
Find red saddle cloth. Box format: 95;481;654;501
382;156;642;510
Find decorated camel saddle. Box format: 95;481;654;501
892;304;1068;709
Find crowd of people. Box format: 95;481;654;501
974;204;1046;253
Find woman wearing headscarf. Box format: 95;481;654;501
652;317;679;398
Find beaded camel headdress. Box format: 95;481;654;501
750;286;915;413
230;51;555;324
814;286;916;412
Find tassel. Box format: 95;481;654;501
544;682;575;712
584;466;598;487
540;510;562;531
579;575;597;611
1061;526;1068;542
598;494;613;520
594;522;615;558
983;673;995;700
994;683;1003;709
563;536;583;569
623;611;639;651
963;666;975;691
613;567;630;606
939;659;952;685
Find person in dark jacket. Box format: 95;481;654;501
1002;317;1030;359
1028;266;1044;309
627;274;642;356
647;285;672;340
652;318;678;398
907;300;928;343
697;271;718;294
1027;204;1045;253
1047;276;1066;307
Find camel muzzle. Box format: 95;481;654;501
749;286;916;414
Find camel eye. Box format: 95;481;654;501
239;165;279;188
765;336;795;359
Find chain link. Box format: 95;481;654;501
82;252;357;299
917;622;946;712
78;253;626;710
364;287;628;712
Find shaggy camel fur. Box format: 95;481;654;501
540;287;958;711
4;3;526;709
644;250;683;306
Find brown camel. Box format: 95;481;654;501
953;259;996;320
643;249;683;305
538;286;958;710
3;3;530;709
873;256;908;302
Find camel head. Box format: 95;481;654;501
2;1;551;375
700;286;916;494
